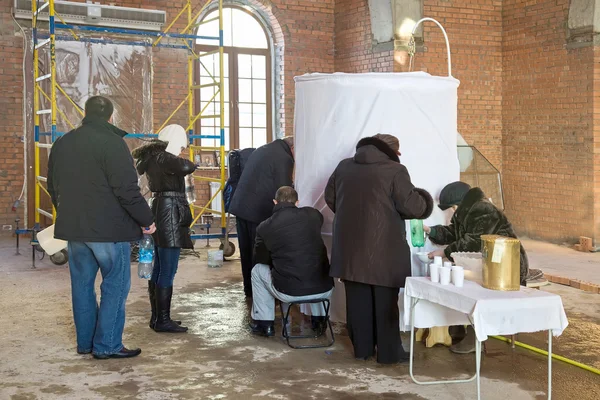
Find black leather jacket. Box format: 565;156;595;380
132;141;196;249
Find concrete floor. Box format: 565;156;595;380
522;239;600;286
0;239;599;400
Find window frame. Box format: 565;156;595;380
194;6;273;150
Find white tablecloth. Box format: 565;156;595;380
403;277;569;342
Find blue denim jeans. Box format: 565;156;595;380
67;241;131;355
151;247;181;288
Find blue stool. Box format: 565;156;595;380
279;299;335;349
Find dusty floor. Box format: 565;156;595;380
522;239;600;286
0;239;599;400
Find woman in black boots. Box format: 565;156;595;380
132;125;196;333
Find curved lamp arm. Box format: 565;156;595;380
410;17;452;77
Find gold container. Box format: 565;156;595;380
480;235;521;291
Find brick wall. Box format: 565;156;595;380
408;1;504;170
334;0;394;72
334;1;503;171
0;0;597;243
502;0;594;242
0;0;335;229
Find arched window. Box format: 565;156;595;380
196;7;271;151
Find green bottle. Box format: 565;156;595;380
410;219;425;248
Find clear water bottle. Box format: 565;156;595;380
138;234;154;279
185;174;196;204
410;219;425;248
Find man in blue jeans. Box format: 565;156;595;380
47;96;155;360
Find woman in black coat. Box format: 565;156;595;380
425;182;530;354
425;182;529;285
325;134;433;364
132;129;196;333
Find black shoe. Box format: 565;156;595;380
249;321;274;337
153;286;188;333
93;347;142;360
398;350;410;364
77;349;91;355
377;347;410;365
149;282;180;328
311;316;327;336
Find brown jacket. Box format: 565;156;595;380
324;137;434;288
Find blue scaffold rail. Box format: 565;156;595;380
55;23;220;41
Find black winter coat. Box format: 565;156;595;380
48;116;153;243
429;187;529;285
325;137;434;289
254;203;333;296
228;140;294;224
132;141;196;249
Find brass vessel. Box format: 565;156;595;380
480;235;520;291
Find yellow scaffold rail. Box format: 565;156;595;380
31;0;230;250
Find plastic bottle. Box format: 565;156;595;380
185;174;196;204
138;234;154;279
410;219;425;248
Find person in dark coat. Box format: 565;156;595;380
425;182;529;284
47;96;155;360
249;186;334;337
228;138;294;298
425;181;530;354
132;125;196;333
325;134;434;364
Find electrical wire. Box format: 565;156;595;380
11;13;28;203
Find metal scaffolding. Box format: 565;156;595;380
29;0;234;263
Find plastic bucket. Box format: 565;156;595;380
208;249;224;268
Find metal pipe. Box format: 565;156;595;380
410;17;452;77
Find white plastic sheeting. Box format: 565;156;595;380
294;72;461;323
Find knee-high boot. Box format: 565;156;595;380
154;286;188;333
149;281;180;329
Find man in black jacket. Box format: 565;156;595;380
249;186;333;337
48;96;155;360
229;138;294;298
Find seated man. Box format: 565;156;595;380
425;182;532;354
249;186;334;337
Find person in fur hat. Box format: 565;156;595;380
425;181;530;354
132;125;196;334
325;133;434;364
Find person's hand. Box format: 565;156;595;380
423;225;431;234
428;249;445;259
143;223;156;235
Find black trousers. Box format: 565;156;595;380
236;217;258;297
344;281;403;364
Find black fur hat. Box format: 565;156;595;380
439;181;472;210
